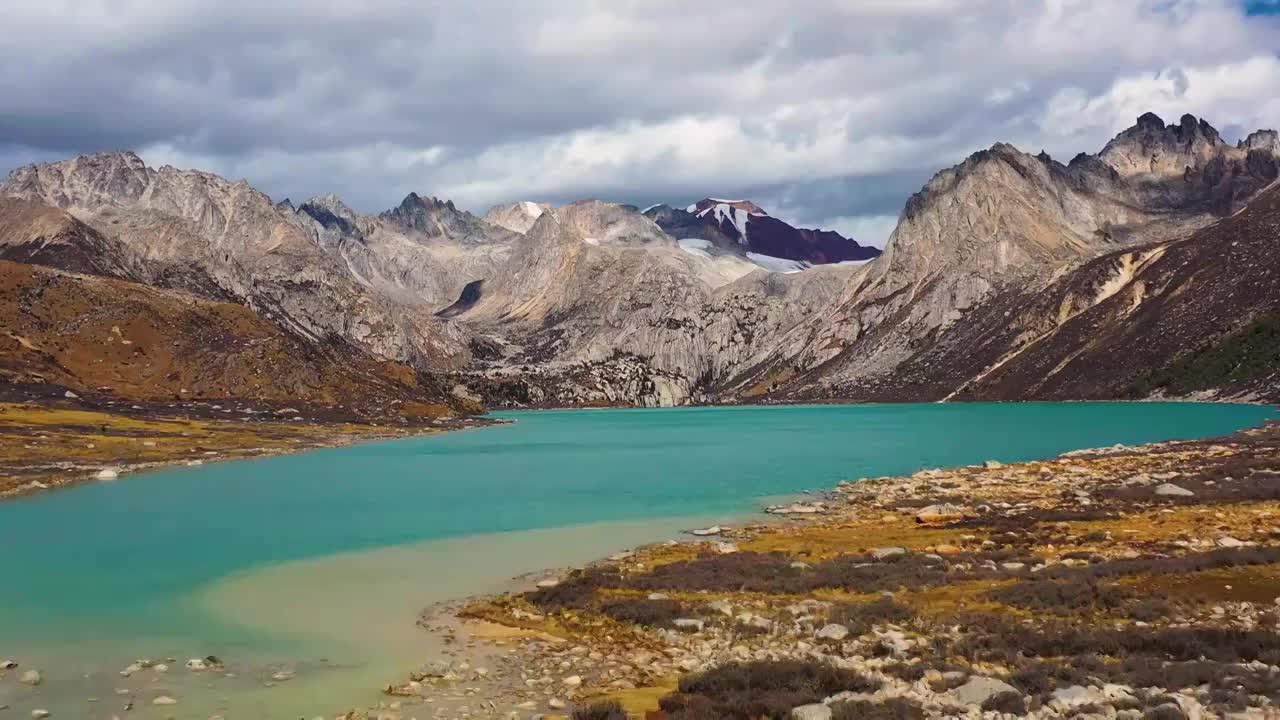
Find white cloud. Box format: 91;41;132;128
3;0;1279;237
817;215;901;249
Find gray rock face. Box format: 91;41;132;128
0;152;470;370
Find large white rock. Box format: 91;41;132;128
816;624;849;642
95;468;119;482
790;704;833;720
674;618;705;632
948;676;1018;706
871;546;906;560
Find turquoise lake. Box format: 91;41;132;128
0;402;1274;717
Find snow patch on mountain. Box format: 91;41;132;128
677;238;713;258
747;252;811;273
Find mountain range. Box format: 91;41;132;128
1;112;1278;412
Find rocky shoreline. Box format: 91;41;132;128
0;397;501;500
346;418;1280;719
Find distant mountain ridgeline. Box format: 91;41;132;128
0;112;1277;411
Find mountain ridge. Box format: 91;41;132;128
3;111;1279;409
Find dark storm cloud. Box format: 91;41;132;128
2;0;1280;245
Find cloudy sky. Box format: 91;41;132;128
3;0;1279;247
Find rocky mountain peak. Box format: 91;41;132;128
483;200;551;234
1099;112;1226;178
378;191;482;239
1242;129;1280;153
2;151;155;208
687;198;768;217
299;193;361;235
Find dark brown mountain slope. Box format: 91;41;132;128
0;260;468;420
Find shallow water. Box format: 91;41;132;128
0;402;1273;716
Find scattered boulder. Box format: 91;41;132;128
816;624;849;642
984;460;1004;469
767;502;825;515
674;618;705;632
19;669;42;685
915;503;964;524
707;600;734;616
948;676;1019;706
790;704;833;720
1218;536;1246;548
871;547;906;560
185;658;208;671
94;468;119;482
714;541;739;555
690;526;724;537
1154;483;1194;497
31;710;50;720
562;675;582;687
1049;685;1107;710
152;696;178;706
535;578;560;589
0;659;16;669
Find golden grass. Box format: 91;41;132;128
0;402;433;497
589;676;679;717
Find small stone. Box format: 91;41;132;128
152;663;168;673
152;696;178;706
64;390;79;399
19;669;42;685
674;618;705;632
535;578;560;589
548;698;566;709
647;593;670;601
983;460;1004;469
1218;536;1246;548
562;675;582;687
32;710;51;720
690;525;723;537
185;658;208;671
1154;483;1194;497
714;541;738;555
